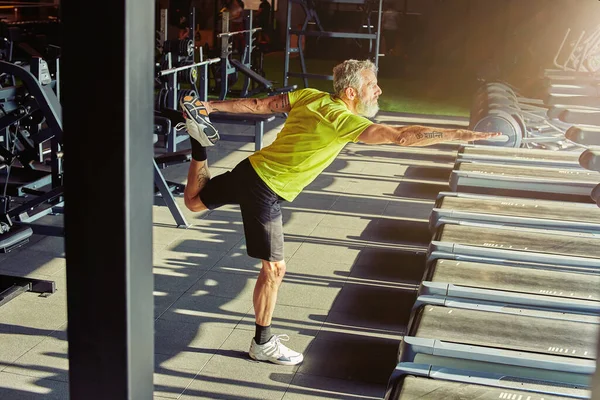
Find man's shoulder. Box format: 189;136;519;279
289;88;329;105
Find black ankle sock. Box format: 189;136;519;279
255;323;272;345
190;139;207;162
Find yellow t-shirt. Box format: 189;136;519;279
248;88;373;202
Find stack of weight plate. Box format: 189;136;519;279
469;82;583;151
580;149;600;207
384;146;600;399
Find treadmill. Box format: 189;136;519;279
579;149;600;172
385;362;589;399
398;305;598;387
428;222;600;271
457;145;586;169
565;126;600;146
450;162;599;203
429;192;600;234
415;258;600;319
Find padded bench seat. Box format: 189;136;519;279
210;112;277;151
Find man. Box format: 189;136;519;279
178;59;498;366
256;0;271;43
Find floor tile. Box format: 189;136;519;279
350;249;427;284
0;251;65;277
4;333;68;382
276;274;344;311
298;334;398;385
327;283;417;334
282;373;385;400
237;303;328;339
159;293;253;330
154;248;224;271
185;270;257;302
0;372;69;400
153;361;199;399
178;329;305;400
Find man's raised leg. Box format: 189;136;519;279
183;157;210;212
180;95;219;211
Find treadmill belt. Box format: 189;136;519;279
460;146;582;162
437;224;600;259
431;259;600;301
438;196;600;224
458;162;600;183
393;375;572;400
415;306;597;359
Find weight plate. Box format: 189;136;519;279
487;93;515;106
182;39;194;58
473;108;522;148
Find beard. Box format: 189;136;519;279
356;95;379;118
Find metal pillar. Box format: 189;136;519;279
62;0;155;398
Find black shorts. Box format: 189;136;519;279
199;158;285;261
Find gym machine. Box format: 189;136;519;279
386;362;587;399
214;10;296;100
284;0;383;88
456;144;586;169
450;161;599;203
470;27;600;149
430;191;600;234
153;57;219;228
397;304;596;388
0;58;62;306
429;222;600;270
155;52;220;152
417;258;599;317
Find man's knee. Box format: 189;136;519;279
261;259;286;282
184;192;208;212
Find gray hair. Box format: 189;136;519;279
332;59;378;97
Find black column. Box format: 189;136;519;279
62;1;155;399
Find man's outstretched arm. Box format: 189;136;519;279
357;124;500;146
203;93;292;114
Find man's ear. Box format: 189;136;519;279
344;86;357;101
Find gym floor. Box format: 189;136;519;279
0;115;460;399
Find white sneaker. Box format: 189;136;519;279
178;95;219;147
249;334;304;366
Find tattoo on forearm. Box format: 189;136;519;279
418;131;444;139
270;94;290;112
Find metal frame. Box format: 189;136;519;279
399;305;597;379
283;0;383;88
429;222;600;270
62;0;155;398
429;191;600;234
153;159;190;228
386;362;588;399
450;161;599;200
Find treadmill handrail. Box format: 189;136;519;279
402;336;596;375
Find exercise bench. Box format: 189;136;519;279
210;112;277;151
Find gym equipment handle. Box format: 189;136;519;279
217;27;262;38
159;58;220;77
